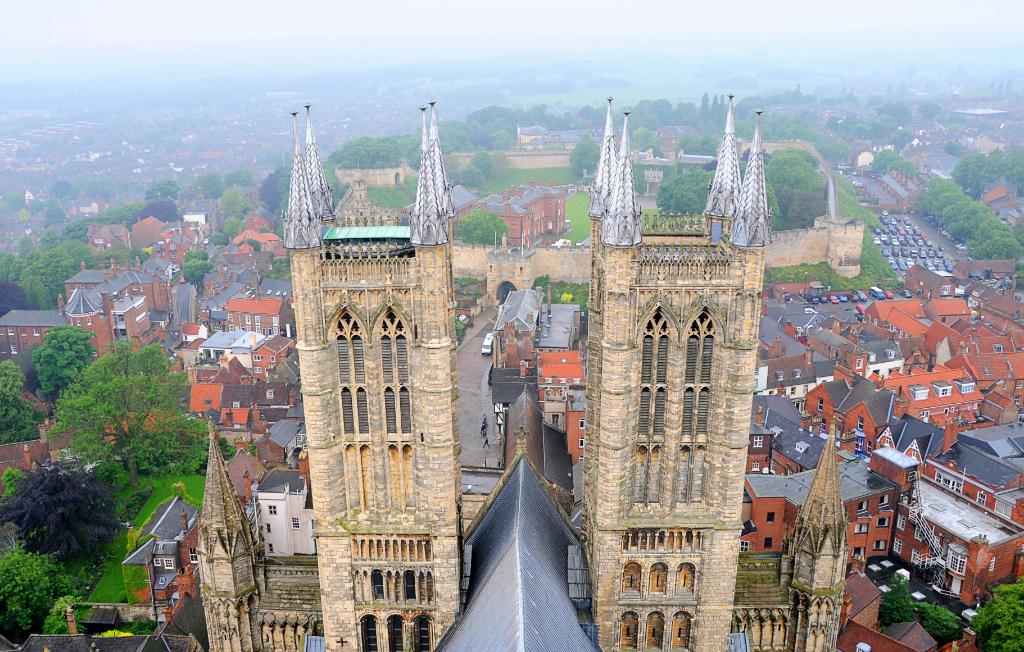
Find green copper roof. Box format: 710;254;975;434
323;225;410;241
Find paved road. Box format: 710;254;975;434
172;283;196;325
455;307;501;468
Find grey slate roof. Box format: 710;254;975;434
504;391;573;490
747;459;897;504
259;277;293;299
268;419;303;448
437;457;599;652
491;366;539;405
535;304;580;350
143;496;197;540
934;442;1024;489
958;422;1024;458
495;289;541;333
258;469;304;494
821;375;896;426
885;414;944;458
0;309;69;327
753;394;802;426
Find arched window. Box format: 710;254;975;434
386;616;403;652
620;612;639;650
379;310;412;433
413;616;431;652
360;616;379;652
638;310;670;439
337;311;365;384
621;562;642;593
646;612;665;650
404;570;417;601
650;563;668;594
671;612;692;649
681;311;715;439
676;563;696;594
370;570;384;601
401;445;415;507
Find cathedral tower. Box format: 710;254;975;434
286;105;461;652
198;423;260;652
584;99;769;652
787;428;848;652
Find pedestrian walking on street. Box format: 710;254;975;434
483;438;490;448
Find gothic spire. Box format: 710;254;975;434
588;97;617;218
411;102;452;246
304;104;334;221
283;112;320;250
601;112;641;247
707;94;742;221
200;421;253;554
794;428;846;553
735;111;771;247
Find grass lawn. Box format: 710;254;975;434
477;167;575;194
367;177;417;209
565;194;591;243
86;473;206;603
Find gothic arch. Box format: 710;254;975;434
327;303;369;340
636;297;682;338
622;562;642;593
620;612;639;650
369;300;414;338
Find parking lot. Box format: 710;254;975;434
870;211;969;284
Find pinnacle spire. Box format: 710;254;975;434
795;427;845;549
283;112;321;250
601;112;641;247
708;94;742;224
588;97;617;218
411;102;453;246
201;420;253;553
304;104;334;221
735;111;771;247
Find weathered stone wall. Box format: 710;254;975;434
766;216;864;278
448;151;571;170
452;244;590;301
334;163;416;187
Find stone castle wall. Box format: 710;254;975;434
448;151;571;170
767;216;864;278
452;244;590;300
334;163;417;187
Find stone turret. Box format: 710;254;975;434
197;422;260;652
601;112;641;247
787;428;848;652
588;97;617;218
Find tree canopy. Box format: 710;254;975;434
138;199;181;223
54;344;206;486
6;239;91;309
31;326;95;397
953;149;1024;199
0;462;119;559
917;178;1024;260
974;577;1024;652
224;169;254;188
259;168;289;215
0;547;74;640
145;179;180;201
0;361;42;446
913;602;961;646
656;168;713;215
326;136;419;169
765;150;826;230
871;149;917;177
455;210;508;245
194;172;225;199
879;574;916;627
219;187;253;221
570;138;600;180
0;280;34;319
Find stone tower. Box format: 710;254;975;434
787;428;848;652
198;423;260;652
286;104;461;652
584;99;769;652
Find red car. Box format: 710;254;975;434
884;290;895;299
829;295;841;304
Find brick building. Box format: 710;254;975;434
86;223;131;251
0;309;69;359
476;185;566;249
536;350;585;431
225;295;292;337
881;365;983;428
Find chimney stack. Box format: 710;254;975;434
519;359;528;378
135;256;141;271
22;443;32;468
65;604;77;636
243;468;253;502
754;403;765;427
57;293;65;314
80;260;87;271
180;508;189;534
298;450;311;487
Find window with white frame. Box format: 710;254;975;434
268;505;277;515
878;516;890;527
935;470;963;493
873;540;886;551
989;558;996;572
292;517;300;529
255;315;261;325
817;398;824;413
189;548;198;563
880;494;890;507
948;549;967;575
579;418;585;429
911;549;920;564
253;355;262;361
893;538;903;554
857;500;868;513
897;515;906;530
977;490;987;504
579;438;585;449
245;315;251;324
857;416;864;431
855;523;868;534
913;525;922;541
753;436;763;448
751;461;761;471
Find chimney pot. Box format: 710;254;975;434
243;468;253;501
66;604;77;636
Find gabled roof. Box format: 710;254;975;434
227;449;265;500
503;391;573;490
437;457;598;652
884;621;938;652
821;374;896;426
225;296;284;316
844;571;882;620
495;289;541;333
746;459;897;504
935;441;1024;490
886;414;944;458
0;309;68;327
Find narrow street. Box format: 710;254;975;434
454;306;501;468
172;282;196;325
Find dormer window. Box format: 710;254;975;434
793;369;801;379
910;385;929;400
886;349;896;360
994;343;1004;353
775;371;784;381
955;379;975;394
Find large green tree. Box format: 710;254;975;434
765;150;826;230
913;603;961;646
183;258;213;287
879;574;916;627
145;179;180;201
32;326;95;397
656;168;713;215
0;462;119;559
223;169;254;188
0;362;42;446
194;172;225;199
53;344;206;486
0;547;73;640
455;210;508;245
570;138;600;180
974;577;1024;652
219;188;253;221
871;150;917;177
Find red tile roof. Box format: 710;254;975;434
844;571;881;621
225;296;284;316
838;621;923;652
189;383;222;413
885;308;929;337
926;297;970;317
538;350;585;381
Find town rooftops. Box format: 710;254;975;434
957;423;1024;458
844;570;882;621
919;478;1020;544
884;414;944;459
268;419;304;448
257;468;305;494
201;329;271;352
538;350;584;381
535;303;580;350
933;442;1024;490
746;459;897;505
225;295;284;316
872;445;918;469
495;288;541;333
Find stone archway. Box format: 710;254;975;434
496;280;517;302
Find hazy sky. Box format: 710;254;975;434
4;0;1022;79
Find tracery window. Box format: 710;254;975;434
336;311;367;434
678;311;714;504
379;310;412;434
636;310;670;504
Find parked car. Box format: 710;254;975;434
838;294;850;303
884;290;895;299
481;332;494;355
829;295;841;304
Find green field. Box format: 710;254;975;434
565;194;591;243
367;177;417;209
86;473;206;603
477;167;576;193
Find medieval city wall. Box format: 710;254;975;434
453;244;590;300
767;216;864;278
334;162;416;187
448;151;571;170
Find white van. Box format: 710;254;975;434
480;332;494;356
